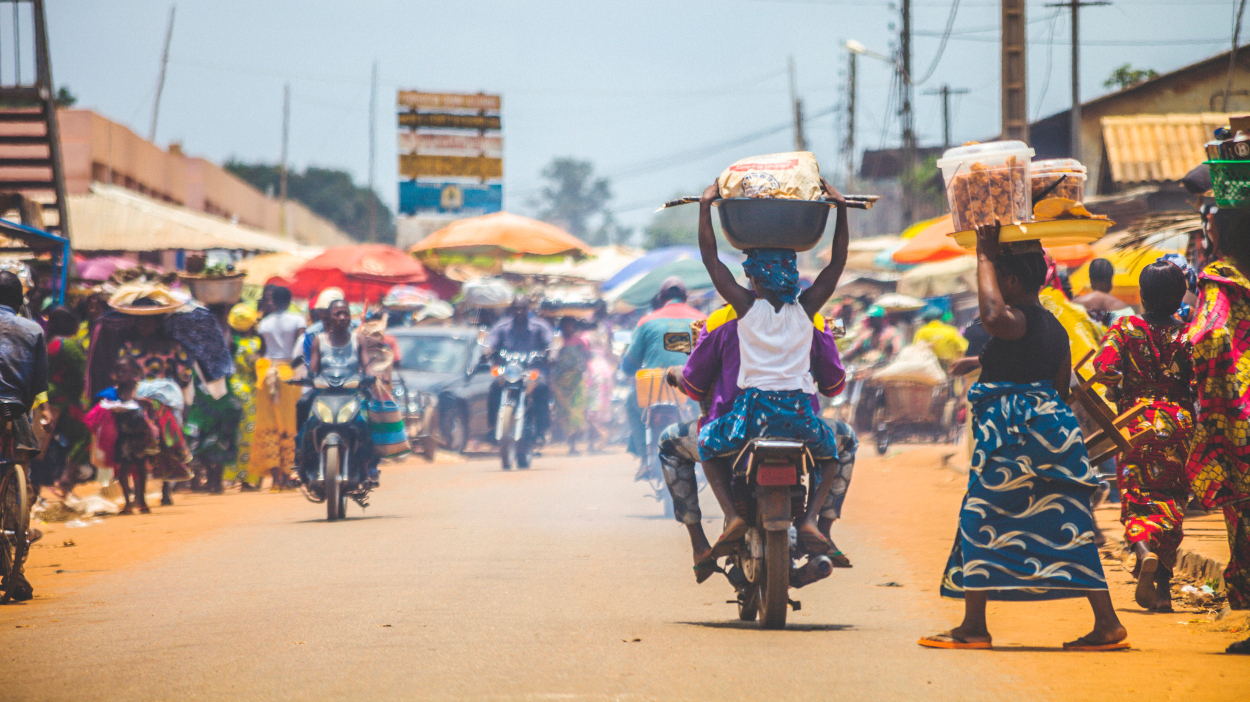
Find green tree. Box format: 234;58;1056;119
1103;64;1158;91
54;86;76;108
900;155;945;214
225;160;395;243
532;157;611;242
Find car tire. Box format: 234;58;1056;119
441;403;468;453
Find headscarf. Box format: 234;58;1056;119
228;303;258;332
742;247;799;304
1159;253;1198;294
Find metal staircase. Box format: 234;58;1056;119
0;0;68;236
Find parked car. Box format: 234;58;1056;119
390;326;494;454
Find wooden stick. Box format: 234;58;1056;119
656;195;879;212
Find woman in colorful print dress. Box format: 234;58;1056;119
1187;205;1250;654
222;304;263;489
1091;259;1194;612
919;224;1127;651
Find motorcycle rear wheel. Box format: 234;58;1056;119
0;464;30;604
759;529;790;629
325;446;340;522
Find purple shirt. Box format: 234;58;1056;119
680;318;845;426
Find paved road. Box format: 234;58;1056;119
1;449;1029;701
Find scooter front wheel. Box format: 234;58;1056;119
324;445;340;522
498;405;515;471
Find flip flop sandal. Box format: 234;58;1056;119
918;633;992;650
1063;638;1131;652
1134;553;1159;609
798;530;832;555
828;551;852;568
1226;638;1250;654
708;520;749;559
693;558;722;584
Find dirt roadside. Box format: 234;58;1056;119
846;443;1249;701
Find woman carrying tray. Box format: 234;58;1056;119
919;222;1128;651
1089;257;1195;612
693;178;850;557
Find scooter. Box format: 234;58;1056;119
290;375;377;521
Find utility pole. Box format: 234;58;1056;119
149;5;176;143
280;83;289;238
1001;0;1028;142
923;84;970;149
844;49;857;189
367;60;378;242
789;56;806;151
899;0;915;221
1048;1;1110;163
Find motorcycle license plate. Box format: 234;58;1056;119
756;463;797;486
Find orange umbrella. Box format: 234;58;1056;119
892;215;968;264
275;244;428;302
410;212;592;258
1046;243;1096;269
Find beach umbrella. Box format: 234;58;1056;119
610;258;744;309
273;244;428;302
77;256;152;282
410;212;591;259
601;246;743;292
892;215;968;264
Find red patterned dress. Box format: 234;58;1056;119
1187;260;1250;609
1093;315;1193;569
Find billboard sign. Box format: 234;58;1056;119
397;90;502;216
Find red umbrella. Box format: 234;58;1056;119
271;244;428;302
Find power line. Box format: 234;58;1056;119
914;0;960;85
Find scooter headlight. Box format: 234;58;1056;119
504;363;523;383
335;399;360;423
314;399;335;422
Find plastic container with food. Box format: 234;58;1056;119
1030;159;1087;204
936;141;1034;232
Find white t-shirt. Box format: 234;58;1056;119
257;311;306;360
736;300;816;394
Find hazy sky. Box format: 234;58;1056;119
48;0;1240;232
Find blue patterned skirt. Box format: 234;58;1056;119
698;388;839;462
941;381;1109;601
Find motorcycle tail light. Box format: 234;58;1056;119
491;366;502;377
756;463;797;486
526;370;539;381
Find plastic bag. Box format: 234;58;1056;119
717;151;821;200
874;344;946;386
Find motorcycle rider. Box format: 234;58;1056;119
620;278;705;458
300;299;378;487
0;270;47;602
483;295;554;442
693;177;851;565
660;306;857;582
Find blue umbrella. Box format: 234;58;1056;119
601;246;743;292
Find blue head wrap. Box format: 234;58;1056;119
742;248;800;304
1159;253;1198;294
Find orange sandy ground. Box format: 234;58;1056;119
7;445;1250;700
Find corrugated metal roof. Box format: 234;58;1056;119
1101;113;1232;184
68;184;313;253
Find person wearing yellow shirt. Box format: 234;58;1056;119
912;308;968;365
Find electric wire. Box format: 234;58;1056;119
914;0;961;85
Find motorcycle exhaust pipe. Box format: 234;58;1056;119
790;555;834;588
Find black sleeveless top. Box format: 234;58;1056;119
978;304;1069;385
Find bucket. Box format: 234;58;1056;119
715;198;830;252
180;273;245;305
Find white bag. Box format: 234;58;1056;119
717;151;821;200
874;344;947;386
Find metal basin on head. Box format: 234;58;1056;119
715;198;830;252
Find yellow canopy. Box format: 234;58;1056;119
1068;246;1176;306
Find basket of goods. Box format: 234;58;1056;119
936;140;1034;232
178;262;244;305
1205;122;1250;208
108;283;190;316
711;151;831;252
1030;159;1087;204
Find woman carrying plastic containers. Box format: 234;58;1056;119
693;174;851;559
919;222;1128;651
1089;257;1196;613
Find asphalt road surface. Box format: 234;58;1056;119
2;448;1031;701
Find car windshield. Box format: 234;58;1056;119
395;335;469;374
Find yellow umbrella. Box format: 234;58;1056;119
1069;246;1176;306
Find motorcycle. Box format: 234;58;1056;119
662;331;834;629
492;350;545;471
289;375;377;521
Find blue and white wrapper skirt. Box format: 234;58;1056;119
940;381;1109;601
697;388;838;462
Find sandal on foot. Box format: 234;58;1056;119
798;529;831;555
918;632;992;650
693;557;721;584
1063;636;1130;651
708;519;749;558
828;551;852;568
1134;553;1159;609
